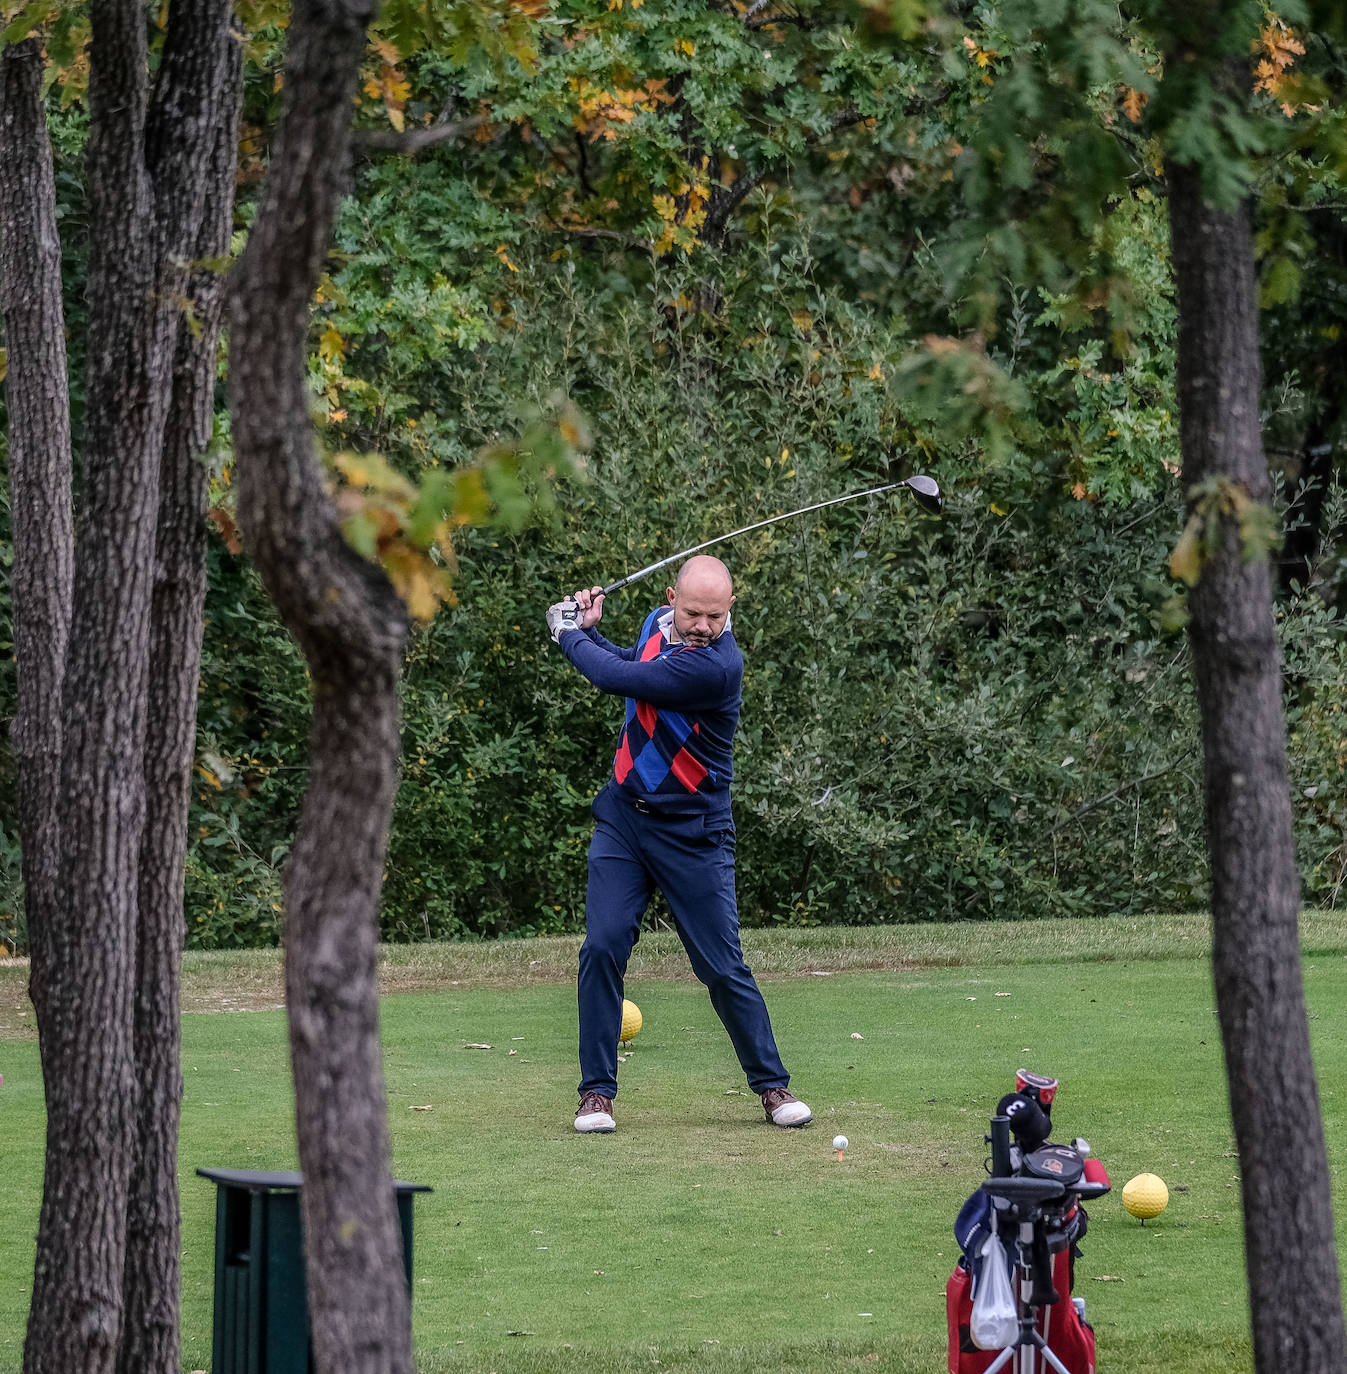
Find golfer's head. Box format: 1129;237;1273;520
667;556;735;647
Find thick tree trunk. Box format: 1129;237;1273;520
21;0;238;1367
119;19;243;1374
1168;157;1347;1372
228;0;413;1369
0;38;74;1044
23;0;165;1363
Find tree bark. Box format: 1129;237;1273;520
0;37;74;1050
119;15;243;1373
23;0;165;1362
1168;152;1347;1372
20;0;238;1366
228;0;413;1368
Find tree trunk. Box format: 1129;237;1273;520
228;0;413;1368
23;0;164;1361
1168;154;1347;1372
21;0;238;1365
0;37;74;1048
119;16;243;1374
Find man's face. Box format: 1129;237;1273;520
666;579;735;647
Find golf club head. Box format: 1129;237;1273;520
902;474;942;514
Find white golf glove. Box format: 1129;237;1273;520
546;598;583;644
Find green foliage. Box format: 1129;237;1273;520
3;0;1346;953
175;266;1343;944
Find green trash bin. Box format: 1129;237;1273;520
197;1167;431;1374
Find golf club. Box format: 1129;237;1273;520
568;474;941;606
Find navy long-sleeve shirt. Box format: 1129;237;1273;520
559;605;742;817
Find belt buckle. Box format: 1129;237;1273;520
632;797;653;815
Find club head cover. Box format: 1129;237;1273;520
1082;1158;1111;1188
996;1092;1052;1152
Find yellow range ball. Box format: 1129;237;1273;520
1122;1173;1169;1220
620;999;642;1043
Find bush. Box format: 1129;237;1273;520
176;266;1344;944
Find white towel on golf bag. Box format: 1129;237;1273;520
969;1233;1017;1350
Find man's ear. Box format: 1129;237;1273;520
729;594;737;609
666;585;677;606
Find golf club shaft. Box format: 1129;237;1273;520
598;476;938;597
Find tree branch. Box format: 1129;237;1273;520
353;112;488;153
1042;757;1193;840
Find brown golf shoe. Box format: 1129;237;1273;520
575;1091;616;1133
761;1087;813;1127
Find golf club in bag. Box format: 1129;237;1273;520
945;1070;1111;1374
558;474;941;616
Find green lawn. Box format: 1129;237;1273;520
2;917;1346;1372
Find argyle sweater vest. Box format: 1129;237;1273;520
559;606;742;817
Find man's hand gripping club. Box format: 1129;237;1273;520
546;585;605;644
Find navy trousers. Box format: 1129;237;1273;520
577;784;790;1100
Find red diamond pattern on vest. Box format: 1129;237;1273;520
669;748;708;792
614;735;634;784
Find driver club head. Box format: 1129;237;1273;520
902;474;942;514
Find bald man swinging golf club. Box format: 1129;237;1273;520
547;556;812;1134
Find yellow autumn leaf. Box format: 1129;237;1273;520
1169;517;1204;587
403;566;442;623
318;322;347;362
336;453;368;486
674;38;695;56
867;361;883;380
790;311;813;332
495;244;520;272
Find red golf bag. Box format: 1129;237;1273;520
944;1071;1109;1374
946;1240;1097;1374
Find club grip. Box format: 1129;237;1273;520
988;1116;1012;1177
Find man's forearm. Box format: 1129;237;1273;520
581;627;637;660
559;630;725;710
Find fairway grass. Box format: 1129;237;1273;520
2;917;1347;1372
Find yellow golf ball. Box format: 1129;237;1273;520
1122;1173;1169;1220
620;999;642;1043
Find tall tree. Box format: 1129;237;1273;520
1166;44;1347;1374
120;22;243;1373
229;0;414;1366
856;1;1347;1362
2;1;240;1370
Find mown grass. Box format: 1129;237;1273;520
2;917;1346;1373
5;909;1346;1040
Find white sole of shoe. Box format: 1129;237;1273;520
769;1103;813;1128
575;1112;616;1133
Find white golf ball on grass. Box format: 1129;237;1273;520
833;1135;848;1151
